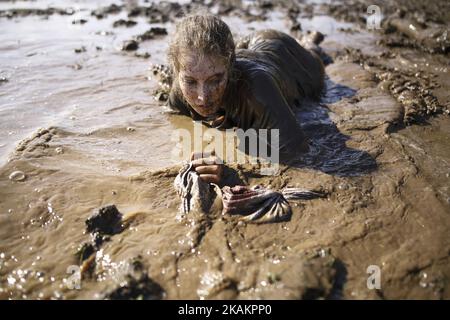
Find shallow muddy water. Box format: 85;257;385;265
0;0;449;299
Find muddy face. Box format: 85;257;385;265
177;51;228;118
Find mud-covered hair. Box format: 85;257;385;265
168;14;236;74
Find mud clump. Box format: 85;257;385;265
14;127;56;157
322;1;368;27
382;20;449;54
323;0;450;54
72;19;87;25
85;205;124;235
76;242;96;263
121;40;139;51
76;205;124;269
0;7;75;19
74;46;86;54
134;52;151;59
136;27;168;41
112;19;137;28
343;48;448;124
151;64;172;102
126;2;183;23
377;71;443;122
91;4;122;19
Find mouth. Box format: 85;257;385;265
195;104;214;115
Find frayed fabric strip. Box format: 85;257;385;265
174;162;325;223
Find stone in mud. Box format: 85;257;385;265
121;40;138;51
112;19;137;28
136;27;168;41
85;205;123;235
0;77;8;83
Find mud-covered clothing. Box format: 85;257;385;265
168;29;325;156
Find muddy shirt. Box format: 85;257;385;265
168;30;325;157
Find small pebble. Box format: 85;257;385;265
9;170;26;182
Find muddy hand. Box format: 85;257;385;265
190;151;223;185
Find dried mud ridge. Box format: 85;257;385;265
339;48;448;124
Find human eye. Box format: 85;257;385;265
183;78;197;86
209;76;223;86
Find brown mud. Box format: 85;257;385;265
0;0;449;299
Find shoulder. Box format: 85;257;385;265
235;59;279;102
234;58;274;86
236;29;295;49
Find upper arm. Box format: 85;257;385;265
244;71;307;154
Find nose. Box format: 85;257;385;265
196;84;210;104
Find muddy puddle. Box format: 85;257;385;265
0;0;449;299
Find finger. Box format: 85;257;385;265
192;156;223;167
191;150;215;161
199;174;221;184
195;165;220;175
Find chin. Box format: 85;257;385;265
194;106;218;118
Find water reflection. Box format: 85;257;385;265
294;78;378;177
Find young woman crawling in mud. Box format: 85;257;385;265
167;14;325;185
